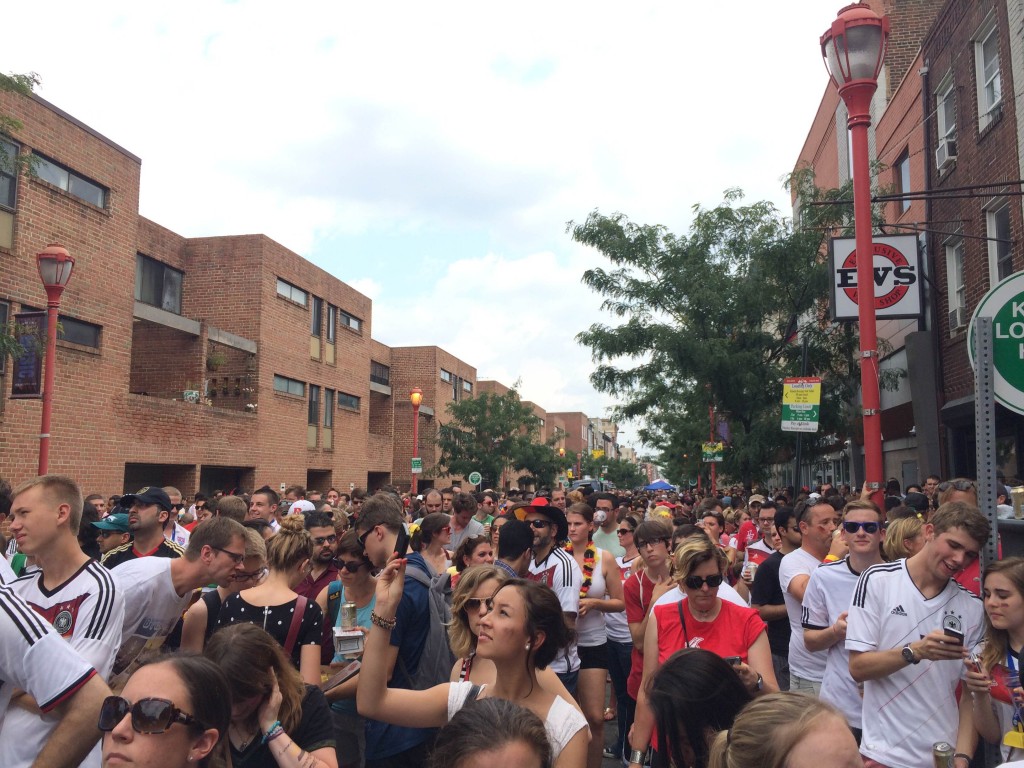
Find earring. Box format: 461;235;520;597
525;642;531;650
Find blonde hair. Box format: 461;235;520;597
13;474;84;534
883;516;924;560
708;693;845;768
241;527;268;562
266;515;312;572
448;565;507;659
673;535;727;583
980;558;1024;674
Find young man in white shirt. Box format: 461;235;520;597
847;501;989;768
802;500;885;742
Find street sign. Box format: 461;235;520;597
702;441;723;463
969;271;1024;416
781;377;822;432
468;471;482;486
828;235;923;320
411;457;423;474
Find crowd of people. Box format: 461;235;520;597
0;473;1021;768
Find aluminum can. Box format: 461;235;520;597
932;742;953;768
341;602;358;630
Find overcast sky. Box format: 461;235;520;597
6;1;836;447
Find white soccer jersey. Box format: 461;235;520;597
0;584;97;736
109;557;192;691
801;557;862;727
1;559;124;767
846;560;984;768
0;557;15;583
779;547;828;681
528;547;582;673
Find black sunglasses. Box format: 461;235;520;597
684;574;724;590
616;527;634;535
313;534;338;546
528;520;552;529
842;521;881;534
357;526;376;549
98;696;203;734
334;559;366;573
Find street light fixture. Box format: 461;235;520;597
410;387;423;495
36;243;75;475
821;4;889;503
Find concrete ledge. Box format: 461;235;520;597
133;302;201;335
370;382;392;395
208;326;257;354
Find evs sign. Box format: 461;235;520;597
828;235;923;320
968;271;1024;416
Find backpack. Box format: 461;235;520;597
397;564;454;690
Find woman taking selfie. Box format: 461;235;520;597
216;516;324;685
205;623;338;768
99;655;230;768
358;560;588;768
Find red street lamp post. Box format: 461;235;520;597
36;243;75;475
410;387;423;495
821;4;889;504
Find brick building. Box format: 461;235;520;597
0;89;628;496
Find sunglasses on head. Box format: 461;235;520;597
98;696;202;734
334;559;367;573
684;574;724;590
842;521;881;534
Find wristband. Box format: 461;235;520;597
823;554;840;563
266;727;287;744
260;721;282;744
371;611;397;630
628;748;647;765
953;754;970;766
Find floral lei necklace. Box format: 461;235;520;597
564;541;597;598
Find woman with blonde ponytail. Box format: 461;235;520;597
216;515;325;685
707;693;860;768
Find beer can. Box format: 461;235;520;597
341;602;357;630
932;742;954;768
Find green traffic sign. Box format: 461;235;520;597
411;457;423;474
969;271;1024;416
468;471;482;486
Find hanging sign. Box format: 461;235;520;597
968;271;1024;416
702;442;723;463
11;311;45;399
829;234;923;320
781;377;821;432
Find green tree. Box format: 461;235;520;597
573;452;646;489
569;179;901;488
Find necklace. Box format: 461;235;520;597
564;542;597;598
231;724;257;751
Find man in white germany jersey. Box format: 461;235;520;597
2;475;125;768
802;499;884;743
847;501;989;768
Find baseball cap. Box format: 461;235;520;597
748;494;767;505
808;492;822;502
91;512;130;533
289;500;316;515
903;492;929;512
119;486;172;512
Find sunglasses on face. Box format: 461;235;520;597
98;696;202;734
357;526;376;549
638;538;669;549
684;574;724;590
842;521;881;534
335;559;366;573
313;535;337;546
528;520;552;529
463;597;491;612
97;531;124;538
616;528;634;536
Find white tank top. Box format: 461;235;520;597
577;546;610;647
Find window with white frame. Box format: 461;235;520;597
339;310;361;333
936;74;956;145
975;17;1002;130
945;240;966;330
987;202;1012;286
895;149;911;214
440;369;453;383
276;278;308;307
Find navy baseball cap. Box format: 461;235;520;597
119;486;172;512
91;512;131;533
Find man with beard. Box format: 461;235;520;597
296;511;339;601
101;487;184;568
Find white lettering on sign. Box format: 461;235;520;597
1014;301;1024;318
995;322;1024;339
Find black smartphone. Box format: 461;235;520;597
393;525;409;557
320;660;361;692
943;627;965;646
724;656;742;666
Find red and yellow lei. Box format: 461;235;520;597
564;541;597;598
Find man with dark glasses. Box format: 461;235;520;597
296;511;339;602
801;500;885;742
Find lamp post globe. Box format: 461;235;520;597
410;388;423;495
36;243;75;475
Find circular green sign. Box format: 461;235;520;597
968;272;1024;416
468;471;482;486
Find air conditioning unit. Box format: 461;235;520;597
936;138;958;171
948;306;966;331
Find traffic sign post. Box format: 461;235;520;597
468;471;482;486
411;457;423;474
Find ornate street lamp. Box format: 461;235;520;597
36;243;75;474
410;387;423;495
821;4;889;503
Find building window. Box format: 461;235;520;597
987;202;1012;286
935;74;957;171
135;254;183;314
371;361;390;386
0;140;17;210
462;380;473;394
895;149;911;214
276;278;308;307
440;368;452;383
308;385;320;426
0;300;7;373
324;389;335;428
326;304;337;343
273;374;305;397
32;153;107;208
339;310;361;333
59;316;101;348
946;240;966;331
311;296;323;337
975;18;1002;130
338;392;360;411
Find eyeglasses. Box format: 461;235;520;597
211;545;245;564
98;696;203;734
463;597;491;612
235;567;267;581
637;538;670;549
528;520;552;529
842;521;881;534
313;535;337;546
334;559;367;573
616;528;634;536
758;517;775;525
684;574;724;590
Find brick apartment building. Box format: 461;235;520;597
0;89;625;496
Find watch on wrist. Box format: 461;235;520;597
901;643;919;665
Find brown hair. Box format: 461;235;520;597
185;517;247;562
266;515;313;572
980;558;1024;674
215;495;247;522
931;501;990;547
454;535;492;573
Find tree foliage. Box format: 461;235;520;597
570;174;902;488
571;452;647;489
